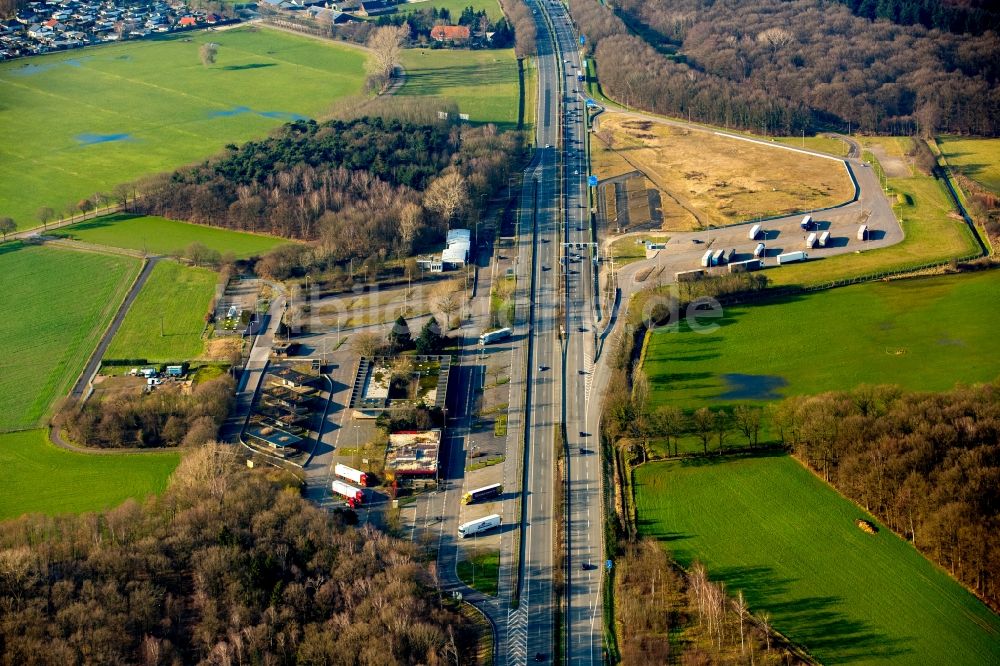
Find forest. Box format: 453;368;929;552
0;444;474;664
775;381;1000;610
570;0;1000;135
60;375;235;449
135;117;524;263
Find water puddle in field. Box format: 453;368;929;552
208;106;309;121
76;133;134;145
718;373;788;400
9;57;91;76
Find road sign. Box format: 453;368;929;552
585;98;597;107
588;175;598;187
580;35;585;45
606;559;613;571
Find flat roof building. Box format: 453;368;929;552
386;429;441;479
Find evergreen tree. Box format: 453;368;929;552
388;314;412;352
415;316;444;355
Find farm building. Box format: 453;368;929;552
430;25;471;42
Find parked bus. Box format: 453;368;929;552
463;483;503;505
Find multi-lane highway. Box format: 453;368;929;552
510;0;606;662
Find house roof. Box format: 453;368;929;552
430;24;470;41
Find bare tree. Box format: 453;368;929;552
0;217;15;241
398;202;423;254
366;24;408;90
423;172;468;227
432;278;463;326
652;405;685;456
733;404;762;448
692;407;713;455
350;331;384;358
713;410;731;451
36;206;55;231
199;42;218;67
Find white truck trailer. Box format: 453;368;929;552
777;251;808;265
458;514;502;538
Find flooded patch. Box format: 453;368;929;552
258;110;308;121
209;105;252;118
9;57;91;76
76;133;133;145
208;107;309;122
718;373;788;400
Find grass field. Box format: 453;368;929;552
768;137;979;287
399;48;522;130
634;454;1000;665
104;260;217;363
0;27;367;230
456;549;500;596
0;430;178;520
591;113;855;230
54;213;287;258
773;134;851;157
644;270;1000;412
0;242;141;430
937;135;1000;195
397;0;504;21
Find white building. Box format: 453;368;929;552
418;228;471;273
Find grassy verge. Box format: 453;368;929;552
609;233;669;265
634;454;1000;665
104;260;217;363
456;549;500;596
0;26;367;230
936;135;1000;195
0;242;141;430
0;429;179;520
53;213;287;258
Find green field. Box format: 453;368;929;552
937;135;1000;195
104;260;217;363
634;455;1000;665
0;430;178;520
644;270;1000;412
0;242;141;430
54;214;287;258
397;0;504;21
0;27;367;230
399;48;522;130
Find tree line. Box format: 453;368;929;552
134;116;524;266
615;539;805;663
834;0;1000;36
58;375;235;449
0;444;475;664
570;0;999;136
